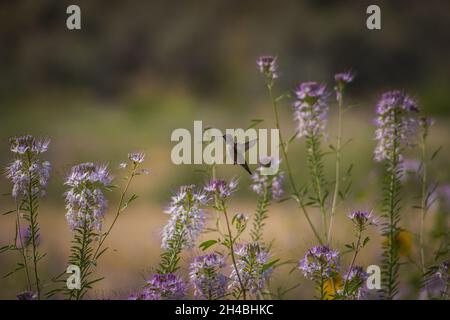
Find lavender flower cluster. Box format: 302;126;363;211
343;266;369;299
374;90;420;162
16;226;40;248
162;185;207;249
189;253;228;299
334;71;355;99
64;163;113;231
299;246;340;280
5;135;51;198
204;178;238;200
230;243;272;295
293;82;329;138
256;55;279;81
250;157;285;201
348;210;375;229
132;273;187;300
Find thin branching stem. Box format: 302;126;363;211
222;203;246;300
93;163;137;261
267;83;323;245
307;133;328;241
329;88;344;245
419;132;428;275
26;152;41;299
342;227;362;295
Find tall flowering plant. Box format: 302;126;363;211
189;253;228;300
294;82;330;241
229;243;273;299
374;91;420;299
63;162;113;300
158;184;207;274
257;56;355;248
59;152;147;299
2;135;51;300
250;157;284;245
299;245;341;299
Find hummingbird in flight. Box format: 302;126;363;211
222;134;256;175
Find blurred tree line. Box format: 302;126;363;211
1;0;449;114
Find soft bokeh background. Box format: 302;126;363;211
0;0;449;299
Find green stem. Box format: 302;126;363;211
26;152;41;299
93;164;137;261
223;204;246;300
329;89;344;245
419;135;427;275
267;84;323;245
307;133;328;241
342;228;362;296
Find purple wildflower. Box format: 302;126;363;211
121;152;149;174
233;212;248;232
293;82;329;138
334;71;355;85
127;292;139;300
345;266;368;283
348;210;374;229
230;243;272;295
403;159;421;173
437;184;450;211
204;178;238;200
10;135;50;155
250;157;285;201
422;260;450;299
342;266;369;299
140;274;186;300
64;163;113;231
256;55;278;81
119;162;127;169
128;152;145;164
162;185;207;249
299;246;340;280
334;71;355;100
189;253;228;299
436;260;449;282
16;225;40;248
374;91;420;162
16;291;37;300
419;117;434;130
5;135;51;198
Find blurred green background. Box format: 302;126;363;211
0;0;449;299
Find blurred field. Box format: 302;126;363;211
0;93;449;299
1;0;450;299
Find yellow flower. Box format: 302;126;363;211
383;229;413;257
396;230;413;257
322;274;343;300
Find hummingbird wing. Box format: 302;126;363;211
244;139;257;151
222;135;236;162
240;161;252;175
235;139;257;163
